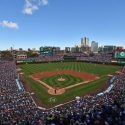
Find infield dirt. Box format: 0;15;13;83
31;70;98;80
30;70;99;95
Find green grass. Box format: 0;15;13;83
19;62;122;108
41;74;83;88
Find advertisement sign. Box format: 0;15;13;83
115;51;125;59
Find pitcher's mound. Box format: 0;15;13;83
58;77;66;82
48;88;65;95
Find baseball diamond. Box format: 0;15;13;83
19;62;121;108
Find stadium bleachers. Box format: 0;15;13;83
77;54;112;63
17;53;112;63
0;61;125;125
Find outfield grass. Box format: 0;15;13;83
41;74;83;88
19;62;121;107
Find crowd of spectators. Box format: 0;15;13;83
34;55;64;62
65;53;89;57
17;53;113;64
0;61;125;125
77;54;113;63
0;62;45;125
17;55;64;63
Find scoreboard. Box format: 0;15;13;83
40;47;52;52
115;51;125;59
39;47;53;56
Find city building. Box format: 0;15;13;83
103;45;116;53
91;41;98;53
81;37;89;47
81;46;90;53
65;47;70;53
13;50;27;60
80;37;90;53
0;51;1;59
98;46;104;53
53;47;60;53
19;48;23;51
16;54;27;59
71;47;76;53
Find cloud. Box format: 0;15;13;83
42;0;48;5
0;20;19;29
23;0;48;15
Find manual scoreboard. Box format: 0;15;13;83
39;47;53;56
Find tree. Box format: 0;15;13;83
1;51;13;60
26;51;39;57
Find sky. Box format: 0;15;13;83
0;0;125;50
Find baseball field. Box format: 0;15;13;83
19;62;121;108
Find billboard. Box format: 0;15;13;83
115;51;125;59
16;60;34;64
23;60;34;63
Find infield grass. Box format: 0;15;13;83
41;74;83;88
